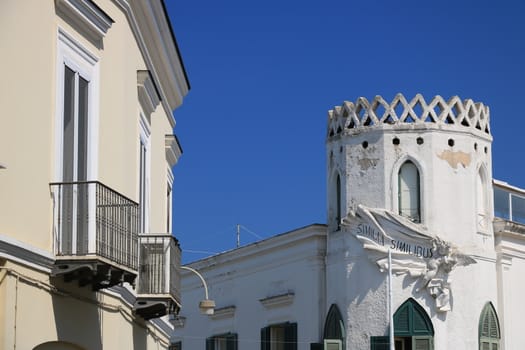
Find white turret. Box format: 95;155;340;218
325;94;498;350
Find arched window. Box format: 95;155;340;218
479;303;500;350
476;168;488;230
371;298;433;350
336;175;342;228
323;304;345;348
398;161;421;222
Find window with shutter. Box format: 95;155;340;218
169;342;181;350
412;336;432;350
323;304;345;342
479;303;500;350
207;333;238;350
261;322;297;350
261;326;271;350
376;298;435;350
370;336;389;350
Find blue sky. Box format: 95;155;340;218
166;0;525;262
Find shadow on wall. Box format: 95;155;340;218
50;279;103;350
133;321;147;350
33;341;87;350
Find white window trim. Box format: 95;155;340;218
54;28;99;182
391;156;425;223
54;28;100;254
476;164;491;234
167;166;174;233
139;113;151;233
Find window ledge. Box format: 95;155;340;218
209;305;236;320
55;0;114;44
165;135;182;167
259;292;294;309
137;70;161;119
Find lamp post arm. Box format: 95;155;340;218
180;265;209;300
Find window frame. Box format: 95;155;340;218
54;28;100;254
324;339;342;350
476;166;490;232
138;113;151;233
398;160;421;223
55;28;99;183
371;299;434;350
336;174;342;229
206;333;238;350
167;166;174;233
479;303;500;350
261;322;297;350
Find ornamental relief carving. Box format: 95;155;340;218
342;205;476;313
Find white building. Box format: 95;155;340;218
174;94;525;350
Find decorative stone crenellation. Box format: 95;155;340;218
327;93;490;138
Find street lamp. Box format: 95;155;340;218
180;265;215;315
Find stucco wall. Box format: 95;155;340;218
0;260;171;350
0;0;176;252
174;225;327;349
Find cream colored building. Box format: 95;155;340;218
0;0;189;349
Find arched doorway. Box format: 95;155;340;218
393;298;434;350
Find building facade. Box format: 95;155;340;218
175;94;525;350
0;0;189;349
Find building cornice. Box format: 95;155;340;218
493;179;525;197
259;292;295;309
209;305;236;320
165;134;182;167
55;0;114;45
137;70;161;120
186;224;327;271
0;234;54;273
112;0;190;128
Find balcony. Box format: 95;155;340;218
134;234;181;320
494;184;525;225
50;181;139;290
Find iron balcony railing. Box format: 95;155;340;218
137;234;181;304
50;181;139;270
494;185;525;226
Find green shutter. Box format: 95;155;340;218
226;333;238;350
412;336;433;350
324;339;342;350
261;326;271;350
169;342;181;350
370;336;389;350
479;303;500;350
395;303;410;335
206;337;214;350
310;343;323;350
284;322;298;350
413;309;430;335
394;299;434;337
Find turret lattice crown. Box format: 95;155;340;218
327;94;490;138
